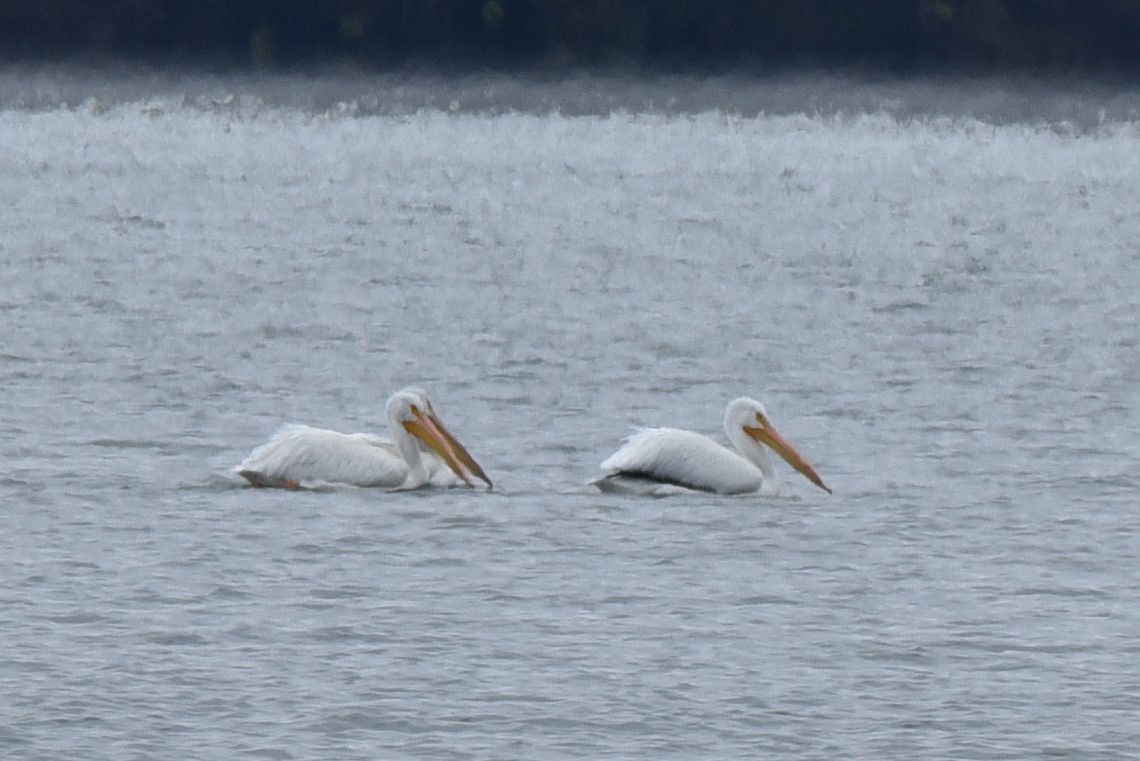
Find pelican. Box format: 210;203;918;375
235;388;492;490
591;397;831;496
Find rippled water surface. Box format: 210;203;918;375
2;71;1139;760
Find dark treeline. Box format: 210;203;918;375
2;1;1139;74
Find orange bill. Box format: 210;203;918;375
423;410;493;489
404;408;492;489
745;416;832;494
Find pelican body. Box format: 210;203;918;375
592;397;830;496
235;389;491;491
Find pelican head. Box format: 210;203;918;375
386;389;492;489
726;397;831;494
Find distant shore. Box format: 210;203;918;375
1;1;1139;76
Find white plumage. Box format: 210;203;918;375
592;397;831;496
235;388;491;491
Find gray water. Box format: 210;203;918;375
2;70;1139;760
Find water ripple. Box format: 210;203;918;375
2;74;1139;761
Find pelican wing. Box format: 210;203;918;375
343;432;468;486
235;424;409;488
597;428;765;495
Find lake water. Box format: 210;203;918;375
2;69;1139;760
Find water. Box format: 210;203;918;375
2;70;1139;759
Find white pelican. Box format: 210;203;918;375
591;397;831;496
235;388;492;490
